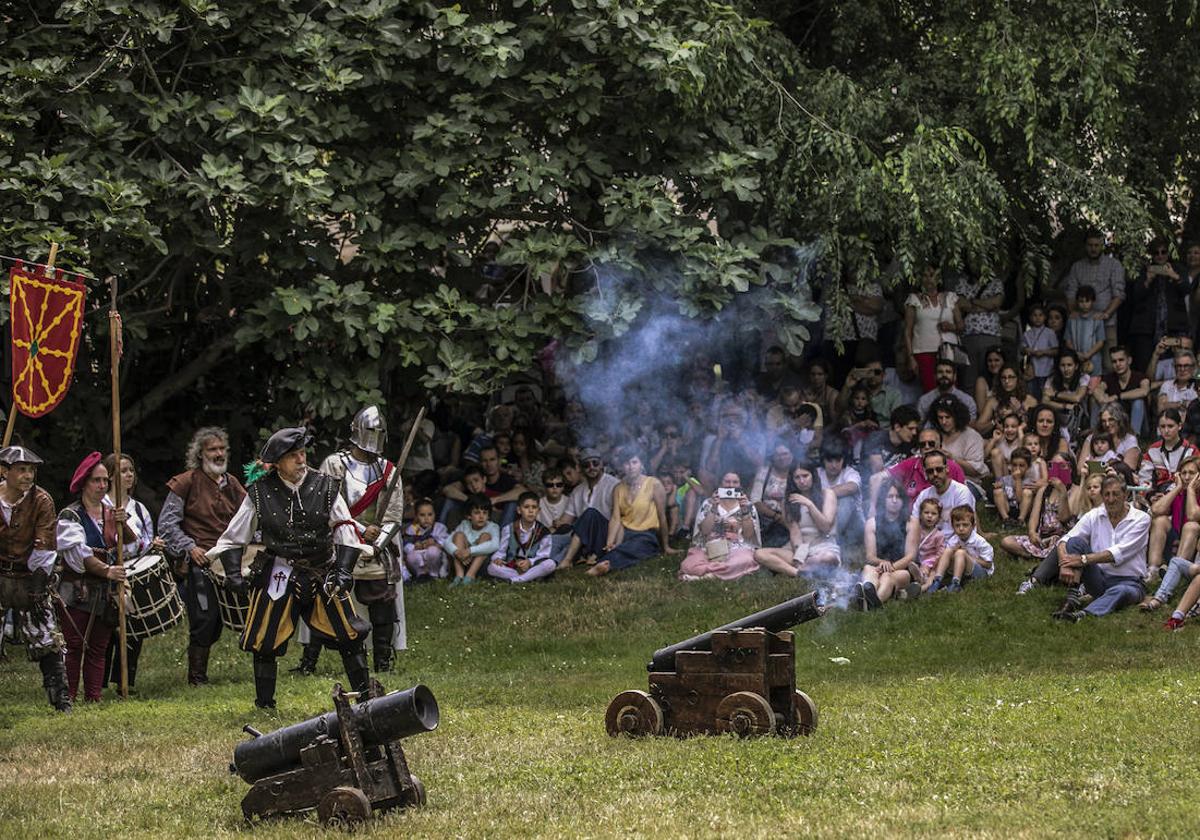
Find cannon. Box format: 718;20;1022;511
606;592;823;739
232;680;438;827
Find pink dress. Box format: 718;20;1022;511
917;527;945;571
678;499;761;581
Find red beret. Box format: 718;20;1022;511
70;451;104;495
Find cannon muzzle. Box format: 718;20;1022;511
231;684;439;783
648;592;822;672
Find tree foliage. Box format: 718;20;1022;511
0;1;1196;480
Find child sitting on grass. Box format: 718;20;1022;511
489;491;556;584
1020;433;1049;490
927;505;994;592
536;468;575;565
912;498;947;590
993;447;1034;526
403;498;449;579
985;413;1024;479
442;494;500;586
1083;431;1119;470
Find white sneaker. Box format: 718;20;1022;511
1016;578;1037;595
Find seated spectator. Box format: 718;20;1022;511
1094;345;1150;437
757;345;798;401
928;396;986;481
1051;475;1150;622
876;427;966;513
1029;404;1072;463
589;449;675;577
1064;284;1106;375
974;365;1036;435
492;431;513;465
462;403;516;464
1139;409;1199;489
505;428;544;491
993;446;1034;526
1079;404;1141;474
753;461;840;577
1042;350;1091;438
1157;349;1198;416
972;346;1006;419
557;450;620;568
1019;432;1049;490
678;472;762;582
818;440;865;549
985;414;1024;479
862;405;922;474
657;466;682;537
402;498;449;580
442;494;501;585
669;461;704;536
1078;433;1119;477
1143;457;1200;589
489;491;556;584
749;441;795;548
916;360;978;421
1007;476;1075;594
440;445;526;527
557;456;582;493
907;449;975;539
779;401;820;462
1021;302;1058;399
536;468;574;564
856;477;921;610
909;498;947;588
836;384;880;463
926;505;994;593
799;360;839;430
835;357;902;424
650;422;689;474
699;403;765;491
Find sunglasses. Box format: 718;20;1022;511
920;440;939;448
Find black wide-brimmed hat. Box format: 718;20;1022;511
259;427;311;464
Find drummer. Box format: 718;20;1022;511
55;452;140;703
101;452;164;693
159;427;246;687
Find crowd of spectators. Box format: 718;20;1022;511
394;233;1200;628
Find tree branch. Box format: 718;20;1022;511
123;331;239;430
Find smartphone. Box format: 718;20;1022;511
1086;460;1105;476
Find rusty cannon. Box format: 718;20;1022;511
606;592;823;739
232;680;438;827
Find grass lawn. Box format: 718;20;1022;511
3;550;1200;839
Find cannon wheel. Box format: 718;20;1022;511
605;690;664;737
407;773;427;807
318;786;372;829
715;691;776;738
793;690;818;736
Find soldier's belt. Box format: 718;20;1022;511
0;556;31;576
264;551;329;574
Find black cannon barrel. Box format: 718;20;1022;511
232;684;439;783
648;592;822;672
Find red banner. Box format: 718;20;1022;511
9;261;86;418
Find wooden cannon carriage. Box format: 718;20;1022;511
232;680;438;827
605;592;822;738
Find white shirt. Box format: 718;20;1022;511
1160;379;1197;408
946;529;995;575
565;473;620;520
911;480;975;537
537;496;570;529
1063;504;1150;578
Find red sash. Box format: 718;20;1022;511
348;461;393;519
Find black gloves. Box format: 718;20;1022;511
323;544;360;596
219;549;248;595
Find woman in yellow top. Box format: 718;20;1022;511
589;449;677;577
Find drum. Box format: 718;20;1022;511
205;544;260;632
124;554;185;640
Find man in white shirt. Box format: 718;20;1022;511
908;450;975;539
1053;475;1149;621
1157;350;1198;414
556;450;620;568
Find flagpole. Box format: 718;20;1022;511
2;243;57;447
109;275;128;699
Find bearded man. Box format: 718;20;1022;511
159;427;247;686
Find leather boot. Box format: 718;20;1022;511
187;645;210;686
252;656;277;709
339;647;371;698
372;625;394;673
289;642;321;675
39;654;72;713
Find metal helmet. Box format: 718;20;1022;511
0;445;43;466
350;405;387;455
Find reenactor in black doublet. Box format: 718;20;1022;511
208;428;370;709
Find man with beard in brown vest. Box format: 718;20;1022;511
159;427;246;686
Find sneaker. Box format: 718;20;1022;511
927;578;942;594
850;583;866;611
449;577;463;587
1164;616;1186;631
862;583;883;610
462;576;476;586
1016;578;1037;595
900;581;922;601
946;581;962;593
1052;609;1087;623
